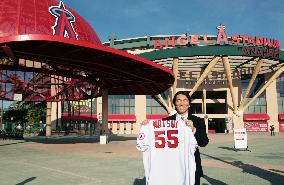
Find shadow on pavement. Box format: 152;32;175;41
133;177;146;185
23;134;137;144
133;175;228;185
218;146;236;151
110;134;137;141
269;169;284;174
0;141;26;146
24;136;99;144
203;175;228;185
201;153;284;185
16;177;36;185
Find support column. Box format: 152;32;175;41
46;102;52;137
202;89;208;133
205;117;209;134
172;58;179;97
242;66;284;112
222;57;238;113
156;94;171;113
202;89;206;114
135;95;146;134
265;73;279;132
100;89;109;144
96;97;102;133
189;57;220;96
239;59;263;108
51;102;58;130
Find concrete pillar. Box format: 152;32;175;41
265;73;279;132
46;102;52;137
112;122;118;134
100;89;109;144
172;58;179;96
51;102;58;130
222;57;238;113
135;95;146;134
0;100;3;130
239;59;263;107
227;85;243;129
232;114;244;129
96;97;102;132
204;117;209;134
189;57;220;96
242;65;284;112
202;89;208;133
126;121;132;134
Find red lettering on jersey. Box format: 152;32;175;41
154;130;179;149
171;120;177;128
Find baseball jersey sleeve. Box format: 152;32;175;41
136;124;150;152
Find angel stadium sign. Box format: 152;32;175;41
153;25;280;59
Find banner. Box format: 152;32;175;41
234;128;247;149
244;122;268;132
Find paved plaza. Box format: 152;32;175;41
0;133;284;185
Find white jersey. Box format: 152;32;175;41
137;120;197;185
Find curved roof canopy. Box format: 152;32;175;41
0;0;174;101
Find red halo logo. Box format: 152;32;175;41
49;1;78;40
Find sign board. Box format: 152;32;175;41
13;93;23;101
234;128;247;149
244;122;268;132
153;25;280;60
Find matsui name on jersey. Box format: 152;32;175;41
153;120;178;129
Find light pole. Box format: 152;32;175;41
0;100;3;130
11;117;14;130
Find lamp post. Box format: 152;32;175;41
0;100;2;130
11;117;14;130
0;115;2;130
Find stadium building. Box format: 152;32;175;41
62;25;284;134
1;0;283;137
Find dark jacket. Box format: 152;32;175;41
163;113;209;178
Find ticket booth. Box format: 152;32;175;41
243;113;269;132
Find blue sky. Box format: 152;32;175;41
62;0;284;44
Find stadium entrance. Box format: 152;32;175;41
208;118;226;133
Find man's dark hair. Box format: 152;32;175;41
172;91;191;106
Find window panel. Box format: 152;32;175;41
146;95;167;114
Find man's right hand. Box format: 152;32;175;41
141;120;149;125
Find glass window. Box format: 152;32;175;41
146;95;167;114
108;95;135;114
277;74;284;112
241;74;266;113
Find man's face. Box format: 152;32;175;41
175;94;190;115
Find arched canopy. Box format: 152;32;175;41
0;0;174;101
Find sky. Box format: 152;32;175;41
62;0;284;44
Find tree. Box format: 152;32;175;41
26;104;46;127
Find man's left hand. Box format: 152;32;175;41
185;120;196;134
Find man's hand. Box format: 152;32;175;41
141;120;149;125
185;120;196;134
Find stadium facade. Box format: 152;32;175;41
1;0;283;136
61;26;284;134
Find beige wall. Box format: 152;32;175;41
134;95;146;134
265;73;279;132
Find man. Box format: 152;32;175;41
270;125;275;136
142;91;209;185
